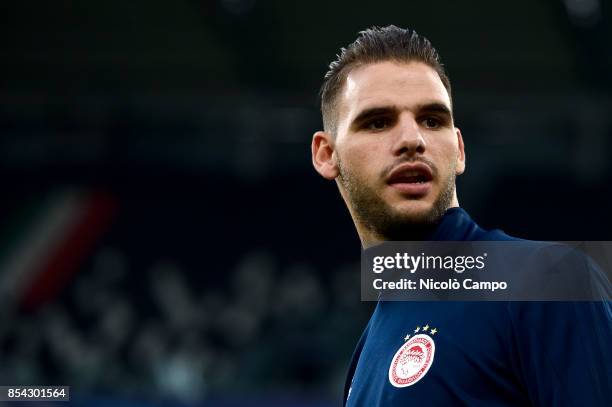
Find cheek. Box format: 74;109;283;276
342;142;384;177
433;139;460;164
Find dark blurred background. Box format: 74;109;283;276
0;0;610;406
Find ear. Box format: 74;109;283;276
312;131;339;180
455;127;466;175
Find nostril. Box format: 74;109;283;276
396;143;425;156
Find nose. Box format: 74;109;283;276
391;113;426;157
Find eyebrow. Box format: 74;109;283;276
350;102;453;129
417;102;453;117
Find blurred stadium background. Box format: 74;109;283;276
0;0;610;406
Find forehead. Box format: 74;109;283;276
338;61;450;123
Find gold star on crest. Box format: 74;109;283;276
430;328;437;335
423;324;430;331
414;326;420;333
404;334;411;341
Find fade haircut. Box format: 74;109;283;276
320;25;452;135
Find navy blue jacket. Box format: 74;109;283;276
344;208;612;406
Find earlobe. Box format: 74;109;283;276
311;131;339;180
455;128;466;175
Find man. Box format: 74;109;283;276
311;26;611;406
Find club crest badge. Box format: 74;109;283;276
388;324;437;388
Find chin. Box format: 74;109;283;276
391;188;455;227
387;208;435;226
391;200;434;218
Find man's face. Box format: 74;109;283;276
324;61;465;240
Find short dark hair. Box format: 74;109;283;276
320;25;452;135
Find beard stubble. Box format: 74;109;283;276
337;155;457;241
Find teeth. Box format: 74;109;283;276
391;171;430;184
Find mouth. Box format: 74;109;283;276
386;162;434;197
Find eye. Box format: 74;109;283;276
366;118;390;131
423;117;441;129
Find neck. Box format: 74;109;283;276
358;220;442;248
357;202;461;248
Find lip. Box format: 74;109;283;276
386;162;434;197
